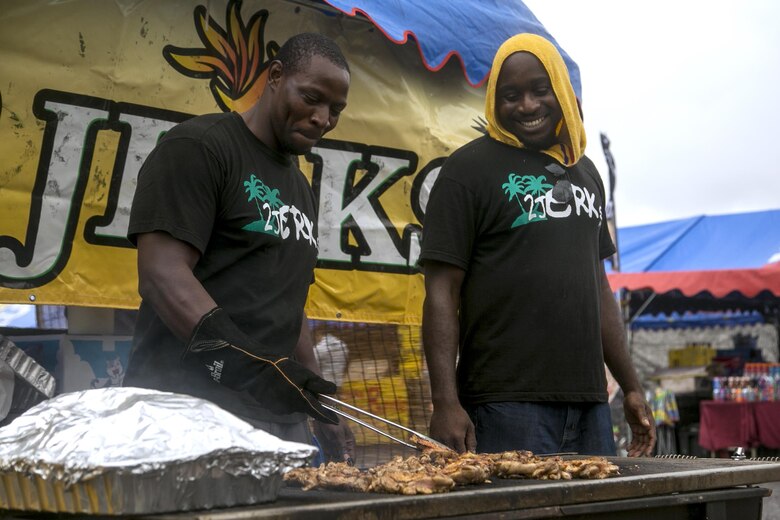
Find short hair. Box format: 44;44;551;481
275;33;350;75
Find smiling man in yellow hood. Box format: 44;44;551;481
420;33;656;458
485;33;585;167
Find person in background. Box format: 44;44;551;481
124;33;353;453
419;33;656;457
311;325;355;463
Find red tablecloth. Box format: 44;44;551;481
753;402;780;449
699;400;780;451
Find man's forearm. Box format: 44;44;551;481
293;313;322;375
422;262;466;407
423;296;461;406
599;271;643;394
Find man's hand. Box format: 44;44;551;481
623;390;656;457
312;420;356;465
183;307;338;423
429;402;476;453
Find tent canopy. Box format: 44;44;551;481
320;0;582;97
630;310;764;331
607;209;780;298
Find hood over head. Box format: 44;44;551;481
485;33;585;166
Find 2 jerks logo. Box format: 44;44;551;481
242;174;317;246
502;172;603;228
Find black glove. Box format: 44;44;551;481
182;307;338;424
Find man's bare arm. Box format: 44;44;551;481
422;260;475;452
136;231;216;340
599;264;656;456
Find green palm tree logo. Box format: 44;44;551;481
264;187;282;209
244;174;266;211
242;174;284;234
502;173;524;203
502;173;553;228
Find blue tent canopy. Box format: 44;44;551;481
607;209;780;298
630;310;765;331
321;0;582;97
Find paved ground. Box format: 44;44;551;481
763;481;780;519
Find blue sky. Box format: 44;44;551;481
0;304;36;327
524;0;780;226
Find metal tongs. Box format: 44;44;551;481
320;394;451;451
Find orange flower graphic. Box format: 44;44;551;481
163;0;279;113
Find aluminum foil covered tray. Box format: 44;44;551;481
0;335;56;416
0;387;316;515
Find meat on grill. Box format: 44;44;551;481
284;444;620;495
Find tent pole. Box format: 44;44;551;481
624;291;657;355
628;291;657;325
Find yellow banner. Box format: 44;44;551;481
0;0;485;324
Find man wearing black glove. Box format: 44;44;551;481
184;307;337;424
124;33;351;446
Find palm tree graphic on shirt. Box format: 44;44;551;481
242;174;283;235
502;173;552;228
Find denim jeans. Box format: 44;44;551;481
465;401;616;455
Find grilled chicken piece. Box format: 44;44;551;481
368;455;456;494
284;462;371;492
418;448;460;467
561;458;620;479
442;460;492;485
494;460;538;478
409;434;456;453
285;449;619;494
370;471;455;495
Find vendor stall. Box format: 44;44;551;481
605;210;780;461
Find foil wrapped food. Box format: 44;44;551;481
0;387;317;514
0;336;56;419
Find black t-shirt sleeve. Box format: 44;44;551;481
598;213;617;260
585;159;617;260
419;175;477;270
128;137;220;254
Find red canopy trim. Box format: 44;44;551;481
607;263;780;298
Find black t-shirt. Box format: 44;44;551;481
420;135;615;405
125;112;318;422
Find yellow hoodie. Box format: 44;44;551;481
485;33;585;167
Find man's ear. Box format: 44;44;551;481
267;60;283;90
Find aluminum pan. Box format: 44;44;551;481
0;387;317;514
0;335;55;399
